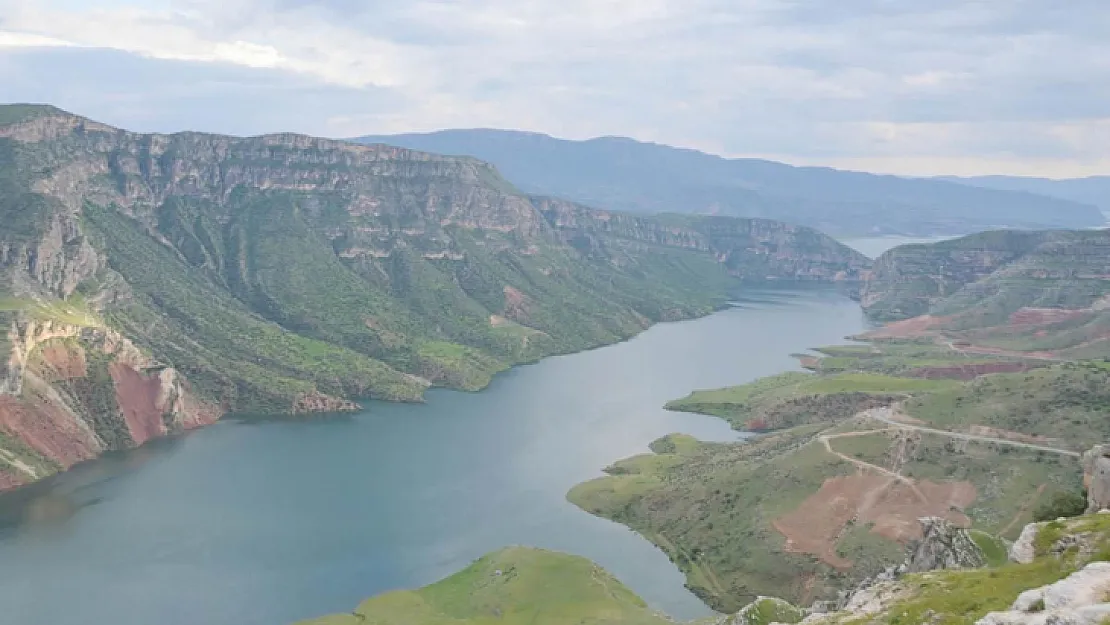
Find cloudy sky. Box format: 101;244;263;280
1;0;1108;177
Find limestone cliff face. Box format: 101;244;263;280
1083;446;1110;513
1;111;547;261
861;230;1110;323
535;197;870;281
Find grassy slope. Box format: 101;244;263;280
297;547;673;625
82;202;427;411
574;338;1094;612
904;363;1110;451
569;429;858;612
666;371;957;429
808;342;1041;376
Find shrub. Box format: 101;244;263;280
1032;490;1088;522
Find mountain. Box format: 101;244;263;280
858;230;1110;359
0;104;867;490
940;175;1110;214
350;129;1105;237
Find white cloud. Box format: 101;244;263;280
0;0;1108;177
0;30;74;48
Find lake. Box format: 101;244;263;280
0;286;867;625
839;235;959;259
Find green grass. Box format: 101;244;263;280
734;597;805;625
666;371;956;430
0;104;64;126
296;547;673;625
808;342;1036;376
569;427;863;612
905;364;1110;451
874;558;1074;625
968;530;1009;567
569;416;1082;611
0;295;101;327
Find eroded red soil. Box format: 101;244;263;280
773;473;975;570
0;394;100;467
36;341;87;381
108;362;167;446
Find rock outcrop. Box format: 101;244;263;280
860;230;1110;324
1083;445;1110;512
0;315;220;488
903;516;987;573
724;596;805;625
536;197;870;281
292;391;360;414
978;562;1110;625
1011;522;1042;564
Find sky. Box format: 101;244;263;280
1;0;1108;178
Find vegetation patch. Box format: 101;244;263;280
296;547;673;625
666;371;955;430
904;363;1110;451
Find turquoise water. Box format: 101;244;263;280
0;286;867;625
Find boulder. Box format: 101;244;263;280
977;562;1110;625
1010;522;1041;564
903;517;987;573
1082;446;1110;513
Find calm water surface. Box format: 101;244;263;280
840;235;958;259
0;286;867;625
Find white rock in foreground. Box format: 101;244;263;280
1009;522;1041;564
977;562;1110;625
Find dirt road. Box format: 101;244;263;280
862;406;1080;458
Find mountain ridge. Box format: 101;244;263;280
352;129;1104;237
0;103;867;491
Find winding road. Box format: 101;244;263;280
862;406;1081;458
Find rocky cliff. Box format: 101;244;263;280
858;230;1110;359
861;230;1110;324
0;104;868;490
535;197;870;281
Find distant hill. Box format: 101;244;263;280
939;175;1110;214
351;129;1105;237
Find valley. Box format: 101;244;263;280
0;104;866;491
0;105;1107;625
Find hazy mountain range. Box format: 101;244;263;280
352;129;1106;237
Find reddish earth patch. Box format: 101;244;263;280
177;388;222;430
503;286;533;323
0;394;100;468
1009;307;1090;326
907;361;1037;380
797;356;821;370
35;341;88;381
773;473;975;570
0;468;28;490
862;315;952;340
108;363;168;446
